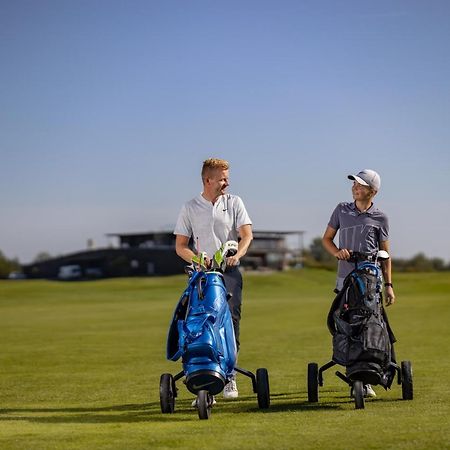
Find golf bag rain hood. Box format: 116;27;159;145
167;270;237;395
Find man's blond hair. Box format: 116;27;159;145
201;158;229;181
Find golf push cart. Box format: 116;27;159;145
160;241;270;419
307;250;413;409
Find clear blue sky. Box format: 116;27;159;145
1;0;449;263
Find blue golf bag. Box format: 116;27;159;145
161;241;270;419
166;269;237;395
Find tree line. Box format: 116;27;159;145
304;237;450;272
0;251;21;278
0;250;53;278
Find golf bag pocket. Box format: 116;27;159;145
332;333;364;365
362;315;390;363
332;333;349;365
180;317;222;364
332;313;368;365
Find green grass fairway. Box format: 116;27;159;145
1;270;450;449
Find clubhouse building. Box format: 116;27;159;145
22;230;304;279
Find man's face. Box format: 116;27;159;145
207;169;229;197
352;181;375;201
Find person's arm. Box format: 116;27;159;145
322;226;350;260
226;224;253;267
176;234;213;268
175;235;197;264
380;240;395;306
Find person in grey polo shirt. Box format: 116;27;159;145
322;169;396;397
322;169;395;300
174;157;253;400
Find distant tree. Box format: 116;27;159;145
0;250;21;278
393;253;449;272
430;257;446;271
304;237;336;270
305;240;450;272
309;237;335;263
407;253;434;272
33;252;52;263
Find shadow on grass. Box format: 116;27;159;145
0;395;341;424
0;391;407;424
238;392;343;413
0;402;193;423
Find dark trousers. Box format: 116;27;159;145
223;267;243;351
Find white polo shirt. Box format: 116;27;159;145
174;193;252;258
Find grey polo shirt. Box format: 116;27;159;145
328;202;389;289
174;193;252;258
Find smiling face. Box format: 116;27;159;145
351;181;376;202
204;168;229;201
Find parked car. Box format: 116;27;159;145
58;265;82;280
8;271;27;280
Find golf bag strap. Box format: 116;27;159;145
326;272;356;335
327;289;345;335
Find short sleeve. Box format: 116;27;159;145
380;214;389;242
173;204;192;237
234;196;252;229
328;204;341;230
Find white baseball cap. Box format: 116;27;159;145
348;169;381;191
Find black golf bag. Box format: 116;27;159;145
327;260;395;387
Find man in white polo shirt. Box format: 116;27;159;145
322;168;396;398
174;158;253;399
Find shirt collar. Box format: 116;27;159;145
198;193;224;207
351;202;375;215
198;193;211;205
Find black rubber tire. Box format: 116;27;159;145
159;373;175;413
255;368;270;409
307;363;319;402
401;361;413;400
353;380;365;409
197;390;211;420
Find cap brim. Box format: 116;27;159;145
348;174;369;186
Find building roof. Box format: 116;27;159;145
106;230;305;238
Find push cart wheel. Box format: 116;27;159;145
307;363;319;402
197;390;212;420
353;380;365;409
256;368;270;409
160;373;175;413
401;361;413;400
